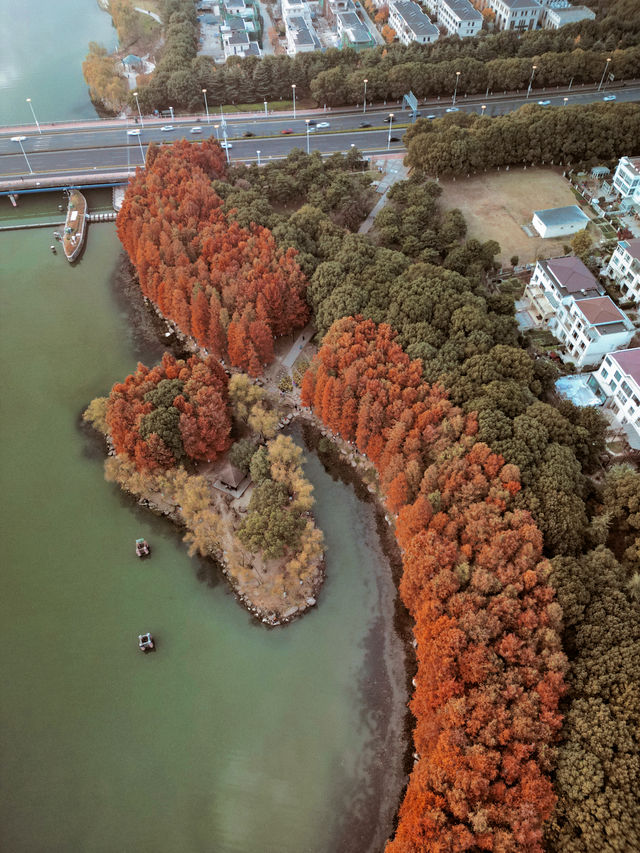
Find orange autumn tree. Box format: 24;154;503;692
301;316;566;852
117;139;309;375
106;352;232;471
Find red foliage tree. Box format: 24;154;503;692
116;139;309;374
106;352;232;470
300;316;567;851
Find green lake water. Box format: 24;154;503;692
0;0;118;126
0;223;407;852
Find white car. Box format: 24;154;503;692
190;126;203;133
316;121;330;128
603;94;616;102
220;141;233;149
426;114;437;120
445;107;459;113
160;125;175;131
127;129;141;136
537;100;551;106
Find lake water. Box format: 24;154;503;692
0;221;407;852
0;0;118;126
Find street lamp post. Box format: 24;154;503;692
387;113;394;150
26;98;41;134
563;97;568;107
137;134;145;165
452;71;461;107
202;88;210;123
598;57;612;92
11;136;33;174
481;103;487;117
305;119;310;154
291;84;296;119
132;91;144;128
169;106;174;120
363;78;368;113
264;100;268;116
526;65;537;99
213;123;220;140
257;149;261;166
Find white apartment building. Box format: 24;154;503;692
285;14;321;53
539;0;595;28
388;0;439;44
281;0;319;25
488;0;541;31
221;28;261;57
612;156;640;213
588;349;640;446
551;296;635;367
424;0;482;37
607;238;640;302
525;257;634;367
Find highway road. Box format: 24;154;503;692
1;84;638;185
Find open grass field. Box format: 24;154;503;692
438;168;590;266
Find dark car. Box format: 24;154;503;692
308;119;317;126
243;131;255;137
281;128;294;134
389;136;400;142
383;116;393;122
359;122;371;127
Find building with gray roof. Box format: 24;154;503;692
388;0;439;44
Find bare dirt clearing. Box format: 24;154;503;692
439;168;590;265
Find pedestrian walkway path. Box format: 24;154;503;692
282;323;314;370
359;158;408;235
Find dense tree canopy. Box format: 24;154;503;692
546;547;640;852
106;352;232;470
116;139;309;374
301;316;566;851
404;102;640;175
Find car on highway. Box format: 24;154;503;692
127;129;141;136
220;141;232;149
190;126;202;133
160;125;175;131
389;136;400;142
281;128;294;134
426;115;437;120
603;94;617;101
445;107;459;113
383;116;393;122
243;131;255;137
317;121;330;128
359;122;371;127
308;119;316;126
537;100;551;106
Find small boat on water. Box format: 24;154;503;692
135;538;151;558
138;633;155;653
